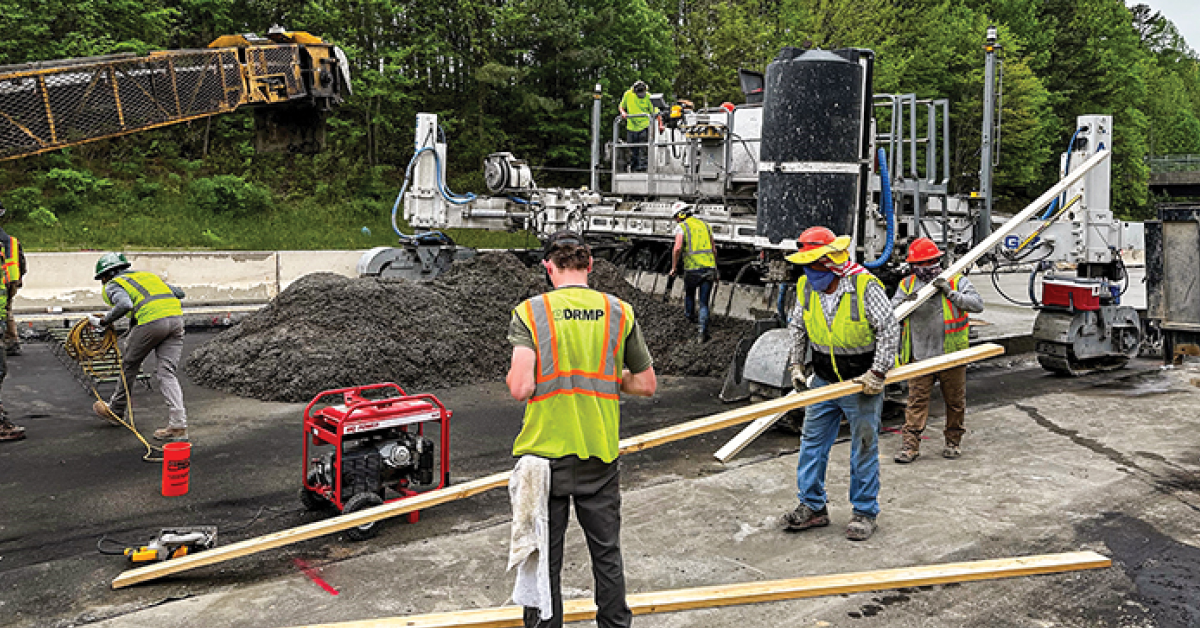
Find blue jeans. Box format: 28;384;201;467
796;374;883;518
683;270;713;332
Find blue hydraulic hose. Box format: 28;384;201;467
1040;127;1083;220
864;148;895;270
389;147;478;238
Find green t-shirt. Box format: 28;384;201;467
620;89;657;132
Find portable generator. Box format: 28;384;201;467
300;382;451;541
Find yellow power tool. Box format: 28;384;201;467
123;527;217;563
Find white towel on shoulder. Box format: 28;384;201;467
508;455;552;620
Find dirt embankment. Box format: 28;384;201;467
186;252;750;402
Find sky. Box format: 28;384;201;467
1129;0;1200;53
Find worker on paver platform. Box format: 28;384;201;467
669;201;718;343
506;230;657;628
783;226;899;541
0;200;26;356
89;252;189;442
618;80;662;172
891;237;984;463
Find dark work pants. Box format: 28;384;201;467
524;456;630;628
683;269;714;333
627;128;648;172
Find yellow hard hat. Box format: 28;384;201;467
785;226;852;264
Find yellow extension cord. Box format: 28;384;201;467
65;319;163;462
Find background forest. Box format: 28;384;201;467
0;0;1197;250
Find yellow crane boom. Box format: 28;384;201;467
0;29;350;160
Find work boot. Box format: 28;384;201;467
782;504;829;532
846;514;877;541
153;427;188;441
942;444;962;459
5;344;20;356
92;400;123;426
0;415;25;441
697;327;710;344
894;448;919;464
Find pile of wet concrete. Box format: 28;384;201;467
186;252;753;402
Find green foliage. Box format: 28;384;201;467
188;175;273;217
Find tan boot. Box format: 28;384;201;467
0;416;25;441
92;400;123;426
894;448;919;464
153;427;188;441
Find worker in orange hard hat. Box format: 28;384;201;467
891;237;983;463
782;225;899;542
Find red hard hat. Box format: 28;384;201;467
797;226;837;252
906;237;943;263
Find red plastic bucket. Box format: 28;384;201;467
162;442;192;497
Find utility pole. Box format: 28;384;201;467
977;25;1000;244
591;83;603;192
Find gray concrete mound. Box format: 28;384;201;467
186;251;750;401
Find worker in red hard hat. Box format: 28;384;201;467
891;237;983;463
782;225;899;542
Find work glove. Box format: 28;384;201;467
854;369;887;396
86;314;106;331
932;277;953;295
790;363;813;391
900;290;920;303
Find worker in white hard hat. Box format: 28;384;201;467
782;226;899;542
669;201;717;343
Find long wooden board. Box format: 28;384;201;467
713;343;1005;463
111;343;1003;589
293;551;1111;628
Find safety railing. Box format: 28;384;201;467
1147;154;1200;174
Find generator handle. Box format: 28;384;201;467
302;382;408;422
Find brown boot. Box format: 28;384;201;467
942;444;962;459
846;514;878;541
93;400;123;426
894;448;919;464
0;415;25;441
782;503;830;532
153;427;188;441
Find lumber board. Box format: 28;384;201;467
713;342;1005;463
292;551;1111;627
111;343;1002;589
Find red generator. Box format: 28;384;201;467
300;383;451;540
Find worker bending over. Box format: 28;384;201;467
90;253;189;441
670;202;718;343
784;226;899;541
891;237;984;462
506;231;656;628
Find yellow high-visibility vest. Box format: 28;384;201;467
680;216;716;270
895;274;970;364
104;271;183;324
3;236;20;283
798;272;881;381
512;287;634;463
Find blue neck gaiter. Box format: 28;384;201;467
804;265;836;292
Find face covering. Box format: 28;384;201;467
804;265;836;292
914;264;941;283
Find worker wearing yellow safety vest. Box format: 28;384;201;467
506;231;656;628
890;237;983;464
669;202;718;343
0;203;26;357
618;80;662;172
783;226;899;542
88;252;189;442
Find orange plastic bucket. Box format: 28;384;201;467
161;442;192;497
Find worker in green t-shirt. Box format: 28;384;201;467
618;80;662;172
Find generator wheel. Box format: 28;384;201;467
343;492;384;541
299;487;330;512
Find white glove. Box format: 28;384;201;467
790;363;812;391
854;369;886;396
87;314;106;331
932;277;952;294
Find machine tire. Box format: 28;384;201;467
299;487;331;512
343;492;385;541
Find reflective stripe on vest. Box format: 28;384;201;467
104;271;183;324
897;274;970;364
681;216;716;270
798;272;880;380
3;236;19;283
512;288;633;462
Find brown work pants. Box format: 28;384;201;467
902;365;967;453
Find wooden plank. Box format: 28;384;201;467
292;551;1111;628
111;344;1003;589
713;343;1005;463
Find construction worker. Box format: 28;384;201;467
891;237;984;463
783;226;899;541
0;201;26;356
618;80;662;172
0;240;21;439
89;253;189;441
506;230;657;628
669;201;717;343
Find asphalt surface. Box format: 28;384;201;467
2;321;1199;627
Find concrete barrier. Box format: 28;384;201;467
16;250;366;314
